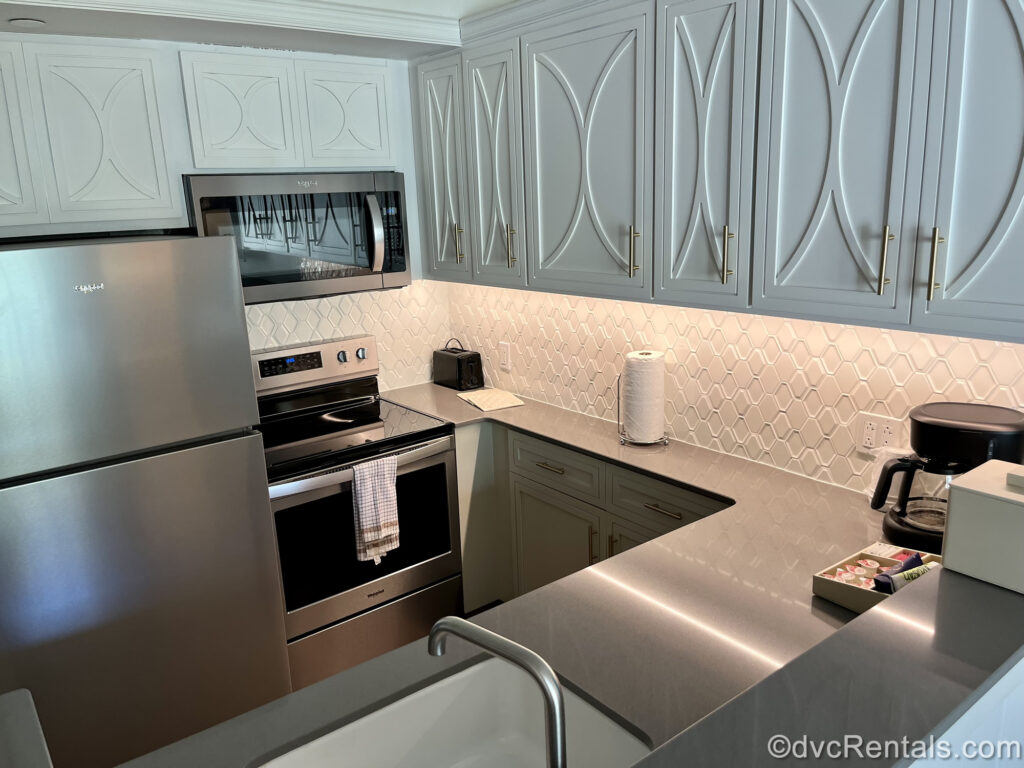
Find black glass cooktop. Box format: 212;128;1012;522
257;377;451;483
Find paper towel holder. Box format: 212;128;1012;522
616;373;670;446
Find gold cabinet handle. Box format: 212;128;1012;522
721;225;736;285
608;534;616;557
628;225;641;277
928;227;945;301
877;225;895;296
535;461;566;475
588;526;598;563
454;223;464;263
643;502;683;521
506;223;517;268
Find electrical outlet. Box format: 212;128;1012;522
498;341;511;372
858;412;903;451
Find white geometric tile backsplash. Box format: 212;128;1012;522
447;283;1024;494
246;279;1024;495
246;281;451;392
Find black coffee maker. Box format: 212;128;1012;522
871;402;1024;552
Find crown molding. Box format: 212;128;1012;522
460;0;607;44
17;0;463;46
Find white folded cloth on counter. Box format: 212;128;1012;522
352;454;399;565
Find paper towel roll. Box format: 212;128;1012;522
621;350;666;443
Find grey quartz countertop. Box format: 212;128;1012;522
19;384;1024;767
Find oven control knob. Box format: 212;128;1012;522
356;347;367;360
337;350;348;364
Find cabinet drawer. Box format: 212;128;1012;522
607;465;724;533
508;431;604;504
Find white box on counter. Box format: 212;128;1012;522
945;460;1024;595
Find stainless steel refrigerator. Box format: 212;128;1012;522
0;237;291;768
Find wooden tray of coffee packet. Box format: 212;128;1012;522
812;542;942;614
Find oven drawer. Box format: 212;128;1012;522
287;576;462;690
508;430;605;505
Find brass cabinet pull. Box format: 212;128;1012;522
643;502;683;521
535;461;566;475
454;223;465;264
628;225;641;277
608;534;616;557
506;223;517;268
721;225;736;285
876;225;895;296
928;227;945;301
588;526;597;563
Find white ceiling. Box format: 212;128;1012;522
0;0;525;58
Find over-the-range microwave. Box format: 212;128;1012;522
185;172;411;304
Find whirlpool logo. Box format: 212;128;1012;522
296;179;318;189
73;282;105;294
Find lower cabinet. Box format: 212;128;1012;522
508;430;726;596
512;475;601;595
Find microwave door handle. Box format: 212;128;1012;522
365;193;385;272
268;436;451;500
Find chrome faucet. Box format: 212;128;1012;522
428;616;567;768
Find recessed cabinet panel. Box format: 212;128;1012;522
512;476;601;596
296;59;392;166
912;0;1024;338
522;4;653;299
0;43;46;226
25;43;181;222
180;51;303;168
418;55;471;275
463;42;526;286
655;0;756;308
753;0;917;322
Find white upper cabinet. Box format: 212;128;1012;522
911;0;1024;339
24;42;182;223
655;0;757;308
0;43;46;226
418;54;472;276
462;40;526;286
522;3;653;300
753;0;918;323
295;58;392;166
180;50;303;169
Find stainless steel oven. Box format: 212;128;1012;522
185;172;411;304
255;336;462;689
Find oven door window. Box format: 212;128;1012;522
199;193;376;287
274;462;453;612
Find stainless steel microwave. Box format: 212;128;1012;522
185;173;411;304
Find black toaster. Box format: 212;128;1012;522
433;340;484;391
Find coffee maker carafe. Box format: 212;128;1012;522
871;402;1024;552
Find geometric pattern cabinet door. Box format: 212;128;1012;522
912;0;1024;340
24;43;182;223
179;50;304;169
418;54;471;277
753;0;919;323
462;40;527;287
0;43;47;226
295;58;392;167
522;3;654;301
655;0;758;309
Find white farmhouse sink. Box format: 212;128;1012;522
262;658;650;768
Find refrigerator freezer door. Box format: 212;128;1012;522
0;236;257;482
0;433;290;768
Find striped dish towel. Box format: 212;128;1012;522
352;454;400;565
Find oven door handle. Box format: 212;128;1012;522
269;436;451;500
365;194;385;273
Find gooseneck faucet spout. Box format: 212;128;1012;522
428;616;567;768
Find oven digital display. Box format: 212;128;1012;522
259;352;323;378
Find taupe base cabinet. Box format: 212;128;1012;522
508;430;726;596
